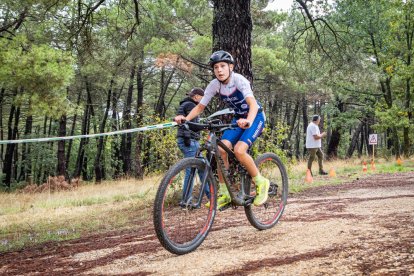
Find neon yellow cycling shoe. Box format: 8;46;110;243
205;183;231;209
253;177;270;206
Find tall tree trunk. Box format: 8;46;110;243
212;0;253;81
94;79;114;182
155;66;175;118
2;101;19;187
74;78;92;179
327;129;340;160
135;61;144;179
66;89;83;170
57;114;67;177
403;79;412;157
403;7;412;157
282;99;299;157
346;120;364;158
121;64;136;176
295;116;301;159
327;99;344;159
302;95;308;156
111;83;124;178
0;88;4;164
18;114;33;182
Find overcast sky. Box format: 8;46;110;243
264;0;294;11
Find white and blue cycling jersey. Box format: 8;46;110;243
200;72;265;146
200;72;262;117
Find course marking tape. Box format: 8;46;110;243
0;122;178;145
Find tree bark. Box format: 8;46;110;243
2;101;19;187
302;95;308;156
212;0;253;81
0;88;4;164
346;121;364;158
74;78;92;179
121;64;136;176
66;89;83;170
155;66;175;118
135;61;144;179
94;79;114;182
111;83;123;178
18;114;33;182
57;114;67;177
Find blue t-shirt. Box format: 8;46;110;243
200;72;262;117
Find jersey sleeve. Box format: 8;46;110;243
235;74;254;99
199;80;219;106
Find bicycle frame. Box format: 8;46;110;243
181;123;254;209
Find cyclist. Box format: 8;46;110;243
174;50;269;208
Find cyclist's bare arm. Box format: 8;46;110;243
174;104;206;123
237;97;258;129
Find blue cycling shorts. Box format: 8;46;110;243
221;111;265;147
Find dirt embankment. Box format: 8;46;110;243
1;172;413;275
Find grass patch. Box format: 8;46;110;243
0;158;413;253
288;157;414;194
0;176;161;253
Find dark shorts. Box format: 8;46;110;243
221;112;265;147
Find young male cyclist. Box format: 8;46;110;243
174;50;269;208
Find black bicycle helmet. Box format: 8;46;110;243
208;50;234;67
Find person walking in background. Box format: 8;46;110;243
306;115;328;175
176;87;209;201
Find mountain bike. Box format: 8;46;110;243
153;118;288;255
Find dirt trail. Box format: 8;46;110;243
1;172;413;275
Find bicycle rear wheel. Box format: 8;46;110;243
245;153;288;230
153;158;216;255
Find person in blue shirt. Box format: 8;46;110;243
174;50;269;208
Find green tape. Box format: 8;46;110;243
0;122;178;145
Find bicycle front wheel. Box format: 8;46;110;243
153;158;216;255
245;153;288;230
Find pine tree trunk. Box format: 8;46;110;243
135;61;144;179
403;78;411;157
111;84;123;178
57;114;67;177
0;88;4;162
302;95;308;156
66;89;82;171
121;64;135;176
327;129;340;159
346;121;364;158
74;78;92;179
18;114;33;182
94;79;114;183
2;101;19;187
212;0;253;81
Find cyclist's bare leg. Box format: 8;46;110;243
217;139;232;183
234;141;269;206
233;141;259;177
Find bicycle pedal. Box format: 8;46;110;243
243;196;254;207
218;203;232;212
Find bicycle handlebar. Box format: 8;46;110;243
183;120;238;132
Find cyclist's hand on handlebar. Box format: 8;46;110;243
174;115;186;124
237;119;251;129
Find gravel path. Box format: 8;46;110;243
1;172;413;275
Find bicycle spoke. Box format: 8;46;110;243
245;153;288;230
153;158;216;254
